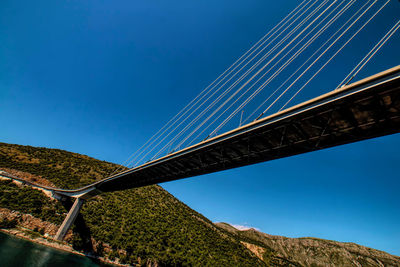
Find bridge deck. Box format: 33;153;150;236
92;65;400;194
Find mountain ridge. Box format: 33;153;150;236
215;222;400;266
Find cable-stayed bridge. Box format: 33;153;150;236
1;0;399;240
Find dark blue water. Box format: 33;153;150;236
0;232;112;267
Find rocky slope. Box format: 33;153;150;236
215;222;400;267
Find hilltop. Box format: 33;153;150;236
215;222;400;266
0;142;399;266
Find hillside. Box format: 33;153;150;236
0;142;263;266
215;222;400;267
1;142;399;267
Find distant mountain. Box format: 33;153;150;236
215;222;400;267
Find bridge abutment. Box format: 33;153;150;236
55;197;84;241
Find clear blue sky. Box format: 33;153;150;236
1;0;399;256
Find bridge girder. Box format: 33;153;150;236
93;66;400;193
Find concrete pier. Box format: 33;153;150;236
55;198;84;241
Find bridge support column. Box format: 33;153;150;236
55;197;84;241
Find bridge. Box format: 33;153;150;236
1;0;399;241
2;65;399;240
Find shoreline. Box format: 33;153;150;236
0;228;122;266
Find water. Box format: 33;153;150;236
0;232;112;267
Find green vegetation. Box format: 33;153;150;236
0;180;65;225
0;142;264;266
0;217;18;229
0;142;118;189
82;187;262;266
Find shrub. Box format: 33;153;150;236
0;218;18;229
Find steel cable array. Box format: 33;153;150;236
108;0;399;175
111;0;314;172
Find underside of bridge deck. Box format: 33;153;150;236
95;68;400;193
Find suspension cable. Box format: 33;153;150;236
129;0;321;166
206;0;356;138
260;0;383;117
139;0;329;163
279;0;391;111
244;0;372;123
163;0;335;157
117;0;312;169
338;18;400;88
